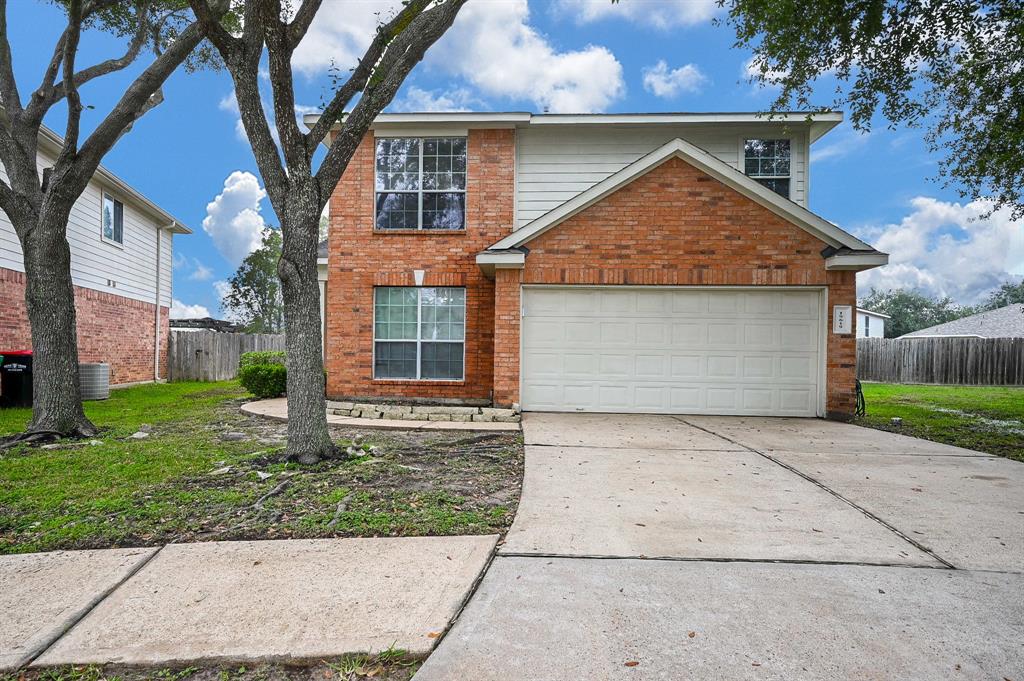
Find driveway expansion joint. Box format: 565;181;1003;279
496;551;952;570
672;416;959;570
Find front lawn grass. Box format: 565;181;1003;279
0;381;523;554
857;383;1024;461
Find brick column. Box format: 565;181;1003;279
492;267;522;407
826;269;858;419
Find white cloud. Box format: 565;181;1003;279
392;86;478;113
188;261;214;281
172;251;188;270
642;60;707;98
856;197;1024;304
555;0;718;28
218;92;247;142
170;299;211;319
292;0;624;113
811;130;872;163
431;0;624;113
203;171;268;266
292;0;400;75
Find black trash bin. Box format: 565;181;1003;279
0;350;33;408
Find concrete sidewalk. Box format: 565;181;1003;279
1;535;496;670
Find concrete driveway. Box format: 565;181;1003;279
415;413;1024;680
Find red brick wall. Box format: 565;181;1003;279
323;128;516;402
0;267;169;385
492;267;522;407
502;156;858;416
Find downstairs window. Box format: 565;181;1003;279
373;287;466;380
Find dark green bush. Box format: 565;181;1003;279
239;350;286;369
239;363;287;398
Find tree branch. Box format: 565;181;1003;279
0;0;23;115
72;15;215;192
314;0;467;201
263;2;306;173
189;0;239;56
287;0;323;48
305;0;431;153
56;0;85;167
50;2;153;102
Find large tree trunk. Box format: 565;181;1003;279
20;204;97;437
278;183;334;464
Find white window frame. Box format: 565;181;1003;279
373;136;467;231
863;315;870;337
742;138;791;199
100;190;125;247
372;286;466;381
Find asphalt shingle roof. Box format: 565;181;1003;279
901;304;1024;339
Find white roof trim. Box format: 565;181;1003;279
476;251;525;278
857;307;891;319
302;111;843;145
825;252;889;271
487;137;878;253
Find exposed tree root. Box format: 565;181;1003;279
326;492;354;529
252;479;291;510
0;424;96;451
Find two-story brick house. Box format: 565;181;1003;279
307;112;887;419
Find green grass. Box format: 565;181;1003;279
857;383;1024;461
0;381;523;554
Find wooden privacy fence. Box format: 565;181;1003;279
857;337;1024;385
168;330;285;382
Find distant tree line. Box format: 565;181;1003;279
860;281;1024;338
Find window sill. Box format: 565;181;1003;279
100;236;125;249
372;229;467;235
372;378;465;385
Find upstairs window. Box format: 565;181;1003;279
101;192;124;245
375;137;467;230
373;287;465;380
744;139;790;198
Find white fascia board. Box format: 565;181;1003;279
528;111;843;127
857;307;892;319
476;251;525;278
825;252;889;271
488;137;875;252
476;252;525;267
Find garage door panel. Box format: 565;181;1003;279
522;288;821;416
707;323;739;345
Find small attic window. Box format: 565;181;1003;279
744;139;791;199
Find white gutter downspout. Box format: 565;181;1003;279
154;224;169;381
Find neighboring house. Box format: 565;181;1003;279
900;304;1024;339
0;125;188;385
857;308;889;338
170;318;244;333
307;111;888;419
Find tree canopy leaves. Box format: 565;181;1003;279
221;228;285;334
724;0;1024;217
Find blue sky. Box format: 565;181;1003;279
8;0;1023;316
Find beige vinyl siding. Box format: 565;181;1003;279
515;124;810;228
0;148;174;307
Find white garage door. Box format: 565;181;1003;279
521;287;822;416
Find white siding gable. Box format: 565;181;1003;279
0;147;175;307
515;123;810;228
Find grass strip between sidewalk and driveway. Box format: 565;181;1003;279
0;381;523;555
856;383;1024;461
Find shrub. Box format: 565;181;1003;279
239;350;286;369
239;363;287;398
